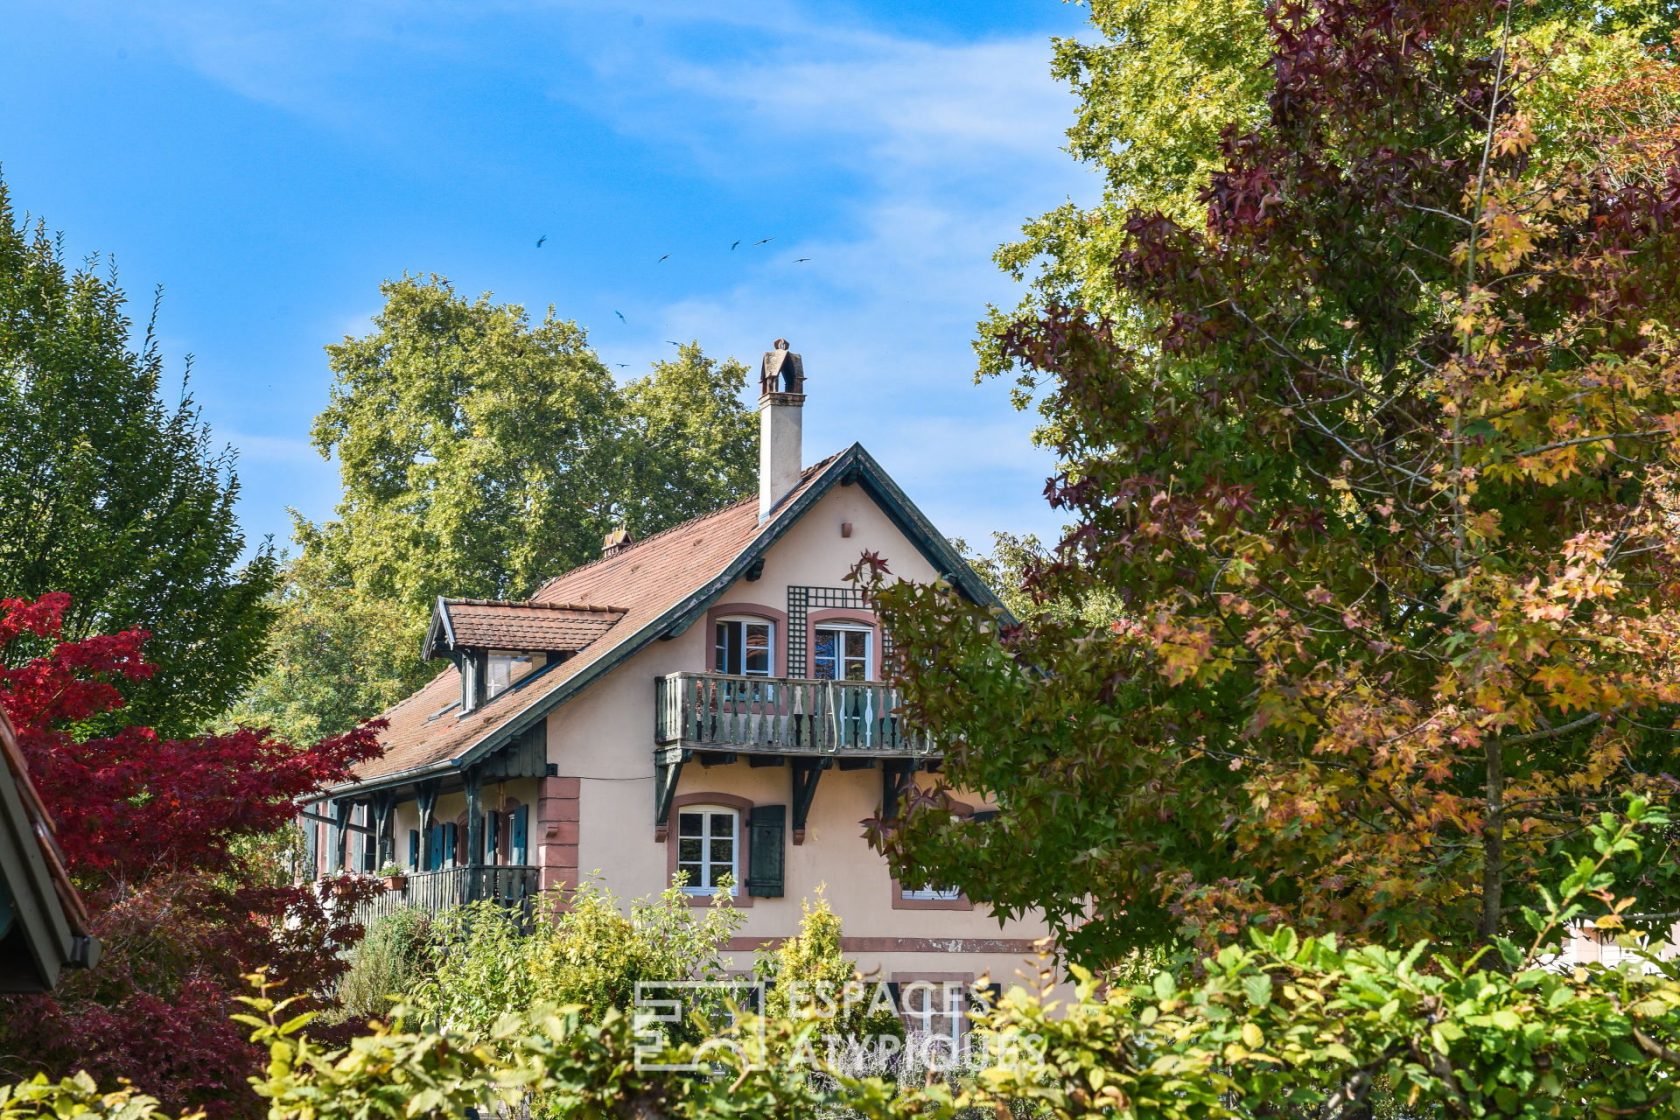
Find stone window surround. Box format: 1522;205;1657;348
665;791;756;909
807;608;882;680
891;797;975;912
706;603;790;678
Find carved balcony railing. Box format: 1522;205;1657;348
655;672;936;758
346;864;540;929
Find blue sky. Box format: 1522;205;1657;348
1;0;1095;558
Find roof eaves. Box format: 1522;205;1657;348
420;597;458;662
843;443;1019;626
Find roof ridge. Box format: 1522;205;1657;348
446;598;627;614
531;451;846;596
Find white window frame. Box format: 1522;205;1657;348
898;980;965;1059
486;651;540;700
813;623;874;682
900;884;963;902
675;806;739;896
715;619;775;678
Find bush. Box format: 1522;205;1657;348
334;909;433;1025
22;801;1680;1120
759;893;904;1049
408;877;744;1046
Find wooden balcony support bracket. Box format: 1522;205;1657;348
464;770;485;901
299;808;373;836
330;798;353;870
416;780;440;870
654;746;688;841
747;755;786;768
371;792;397;868
881;759;915;822
791;758;827;845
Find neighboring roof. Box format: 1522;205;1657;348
421;598;626;661
0;708;99;992
337;444;1007;793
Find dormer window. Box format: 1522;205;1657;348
462;650;543;712
487;651;538;699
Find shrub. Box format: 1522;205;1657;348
408;876;744;1046
334;909;434;1025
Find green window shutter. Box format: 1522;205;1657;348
746;805;786;898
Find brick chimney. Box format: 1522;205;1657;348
758;339;805;521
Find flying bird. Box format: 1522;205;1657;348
795;257;812;263
657;254;670;263
615;363;629;368
536;235;547;249
666;340;681;347
753;237;774;246
614;310;626;323
731;240;741;251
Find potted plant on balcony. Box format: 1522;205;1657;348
379;862;408;892
323;871;359;901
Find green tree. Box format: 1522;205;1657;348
0;177;276;734
977;0;1677;397
619;343;757;537
872;0;1680;965
244;277;757;738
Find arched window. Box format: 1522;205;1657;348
674;805;739;895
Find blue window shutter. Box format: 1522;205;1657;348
511;806;529;865
485;811;500;864
408;830;420;870
428;824;446;870
444;824;458;865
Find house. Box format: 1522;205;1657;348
0;707;100;992
305;340;1053;1039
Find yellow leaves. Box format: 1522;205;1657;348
1150;614;1220;685
1493;113;1537;158
1532;663;1608;714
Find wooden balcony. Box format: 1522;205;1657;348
655;672;936;759
348;865;539;929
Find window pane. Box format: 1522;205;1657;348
844;631;868;658
716;622;739;675
709;813;733;838
678;812;703;837
709;837;733;864
845;660;867;681
744;623;771;676
679;838;702;862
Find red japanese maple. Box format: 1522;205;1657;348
0;593;383;1116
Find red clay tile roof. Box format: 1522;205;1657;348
439;600;625;653
345;452;847;787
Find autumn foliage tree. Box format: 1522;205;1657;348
0;593;380;1118
871;0;1680;965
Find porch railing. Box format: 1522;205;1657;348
655;672;935;757
348;865;540;928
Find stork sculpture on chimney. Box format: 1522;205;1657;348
760;338;805;397
758;339;806;520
